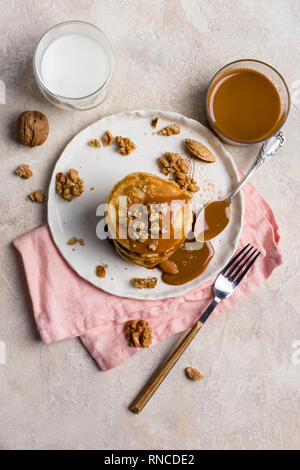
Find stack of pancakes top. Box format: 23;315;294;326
106;172;193;268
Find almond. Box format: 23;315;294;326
159;259;179;275
185;139;216;163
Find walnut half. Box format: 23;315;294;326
125;320;153;348
16;164;33;179
158;153;199;198
158;124;180;136
102;130;114;146
116;136;136;156
56;169;84;201
158;152;190;175
29;190;45;203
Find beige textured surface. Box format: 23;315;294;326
0;0;300;450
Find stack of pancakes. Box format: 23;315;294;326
106;172;192;268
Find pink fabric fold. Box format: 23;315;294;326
13;175;282;370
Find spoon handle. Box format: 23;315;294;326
226;131;285;203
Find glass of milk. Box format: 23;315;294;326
33;21;115;110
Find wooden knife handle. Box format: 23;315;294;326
130;321;203;414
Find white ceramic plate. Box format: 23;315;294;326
48;109;244;300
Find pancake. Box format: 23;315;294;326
106;172;192;268
114;241;159;268
113;238;177;268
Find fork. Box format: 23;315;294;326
130;244;261;414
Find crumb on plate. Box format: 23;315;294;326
88;139;101;148
131;277;158;289
151;116;159;128
96;265;106;278
158;124;180;136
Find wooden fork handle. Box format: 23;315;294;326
129;321;203;414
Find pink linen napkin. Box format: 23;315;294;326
14;177;282;371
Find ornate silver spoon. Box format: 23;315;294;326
194;131;285;242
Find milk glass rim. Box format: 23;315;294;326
206;59;291;145
33;20;115;101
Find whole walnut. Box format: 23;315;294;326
17;111;49;147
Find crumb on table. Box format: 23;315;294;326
29;190;45;203
185;367;203;381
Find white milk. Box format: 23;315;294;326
41;34;111;98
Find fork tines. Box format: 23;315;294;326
222;244;261;284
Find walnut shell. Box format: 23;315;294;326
17;111;49;147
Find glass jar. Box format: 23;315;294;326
33;21;115;111
206;59;290;145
